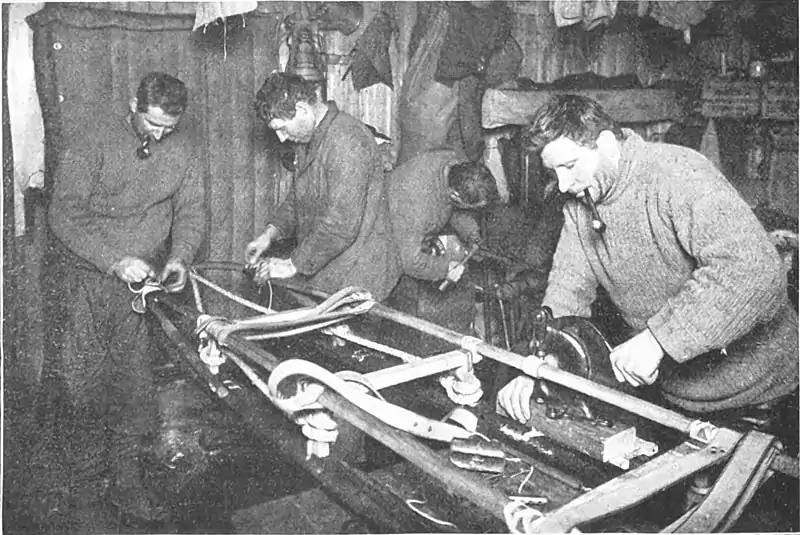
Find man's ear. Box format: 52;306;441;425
295;101;312;116
596;130;617;151
129;98;138;113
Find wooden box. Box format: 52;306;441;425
701;78;761;118
762;82;798;121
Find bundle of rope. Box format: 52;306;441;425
183;266;486;458
192;282;374;346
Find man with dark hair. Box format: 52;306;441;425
41;71;204;526
246;72;400;302
388;152;498;284
498;95;798;431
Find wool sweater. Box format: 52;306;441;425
543;131;798;412
270;102;401;302
388;149;481;281
48;107;205;274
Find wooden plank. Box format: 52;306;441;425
482;88;685;129
526;429;741;533
500;399;654;470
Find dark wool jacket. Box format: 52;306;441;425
388;149;481;281
544;131;798;413
49;107;205;274
270;102;401;301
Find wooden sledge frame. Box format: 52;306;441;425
147;275;797;533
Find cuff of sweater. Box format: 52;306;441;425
168;244;195;267
290;249;317;276
647;310;698;364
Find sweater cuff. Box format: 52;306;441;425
646;308;696;364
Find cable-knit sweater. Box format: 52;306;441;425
543;131;798;412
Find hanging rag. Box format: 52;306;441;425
699;118;722;171
551;0;584;28
583;0;618;31
347;6;395;91
193;1;257;31
649;1;713;43
435;2;514;85
9;3;46;237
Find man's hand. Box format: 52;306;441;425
252;257;297;285
609;329;664;387
160;258;188;293
112;256;155;284
245;225;280;266
496;375;536;423
445;260;466;284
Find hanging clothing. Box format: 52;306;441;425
348;6;395;91
8;3;46;236
193;1;257;31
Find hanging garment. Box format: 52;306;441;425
583;0;618;31
551;0;584;27
193;2;257;31
435;1;513;85
347;6;395;91
699;118;722;171
8;3;46;237
649;0;713;43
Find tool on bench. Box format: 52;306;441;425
449;435;510;474
439;243;480;292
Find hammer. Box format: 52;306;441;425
439;244;480;292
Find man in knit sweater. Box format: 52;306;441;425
42;72;205;526
246;72;400;302
498;95;798;425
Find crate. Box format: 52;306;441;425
701;78;761;118
762;82;798;121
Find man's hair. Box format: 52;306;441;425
136;72;188;116
521;94;623;152
254;72;320;123
449;161;499;206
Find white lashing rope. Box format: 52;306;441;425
190;270;419;363
190;270;273;315
323;324;421;362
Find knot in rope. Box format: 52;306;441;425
194;314;235;346
196;315;227;374
503;500;545;534
128;279;165;314
440;337;485;406
293;409;339;459
459;336;484;366
440;369;484;406
688;419;719;444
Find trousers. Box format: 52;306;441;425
38;246;159;495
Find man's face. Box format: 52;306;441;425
132;105;181;142
269;103;316;144
541;136;613;199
